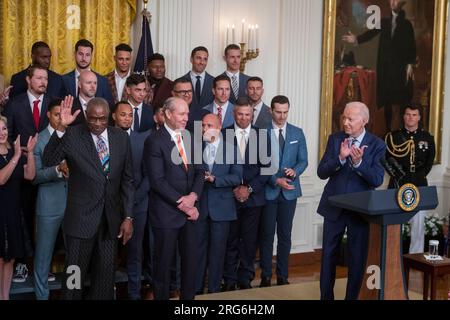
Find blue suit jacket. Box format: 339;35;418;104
266;123;308;201
33;128;67;216
62;70;114;105
221;72;250;104
317;131;386;221
223;125;271;208
199;140;242;222
203;102;235;129
10;68;66;99
130;129;152;213
5;92;50;146
143;127;205;228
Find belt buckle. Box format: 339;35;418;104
410;164;416;173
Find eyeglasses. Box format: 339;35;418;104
173;89;193;96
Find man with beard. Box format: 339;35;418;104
146;53;173;109
62;39;113;105
70;70;98;126
4;65;53;283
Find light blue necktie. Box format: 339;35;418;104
208;144;216;172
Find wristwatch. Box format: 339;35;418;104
247;185;253;194
124;216;134;223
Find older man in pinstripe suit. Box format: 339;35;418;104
43;97;134;300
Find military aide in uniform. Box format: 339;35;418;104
385;104;435;253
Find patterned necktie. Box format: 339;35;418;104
33;99;40;130
176;133;188;171
239;129;247;160
207;144;216;172
231;74;239;100
133;107;140;132
217;106;223;124
195;75;202;102
96;135;110;174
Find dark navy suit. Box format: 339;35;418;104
183;72;214;132
195;140;242;293
222;126;271;288
143;126;204;300
133;103;155;132
317;130;385;300
9;68;66;99
126;129;152;299
62;70;113;105
5;93;50;145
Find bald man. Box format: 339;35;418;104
70;70;98;126
195;114;242;294
317;102;386;300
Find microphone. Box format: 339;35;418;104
387;157;406;181
380;158;397;181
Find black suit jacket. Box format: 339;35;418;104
5;92;50;145
143;127;204;228
70;97;87;126
357;10;416;107
9;67;66;100
43;124;134;239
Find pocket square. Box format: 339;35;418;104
289;140;298;144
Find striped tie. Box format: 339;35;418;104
231;74;239;99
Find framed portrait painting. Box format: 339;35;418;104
319;0;447;162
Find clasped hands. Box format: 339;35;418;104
177;192;199;221
339;138;367;166
234;185;250;203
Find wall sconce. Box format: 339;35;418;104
225;19;259;72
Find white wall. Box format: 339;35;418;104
132;0;450;253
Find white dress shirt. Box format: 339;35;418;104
27;90;44;114
128;100;143;131
115;69;130;101
252;101;264;125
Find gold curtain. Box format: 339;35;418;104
0;0;136;84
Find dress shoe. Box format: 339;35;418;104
238;282;252;290
221;283;237;292
259;277;272;288
277;277;290;286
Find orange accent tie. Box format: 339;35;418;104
176;133;188;171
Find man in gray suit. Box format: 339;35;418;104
43;97;134;300
246;77;271;129
33;99;69;300
112;101;152;300
222;44;250;104
203;75;235;129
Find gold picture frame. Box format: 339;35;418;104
319;0;448;163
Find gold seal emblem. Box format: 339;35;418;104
397;183;420;212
